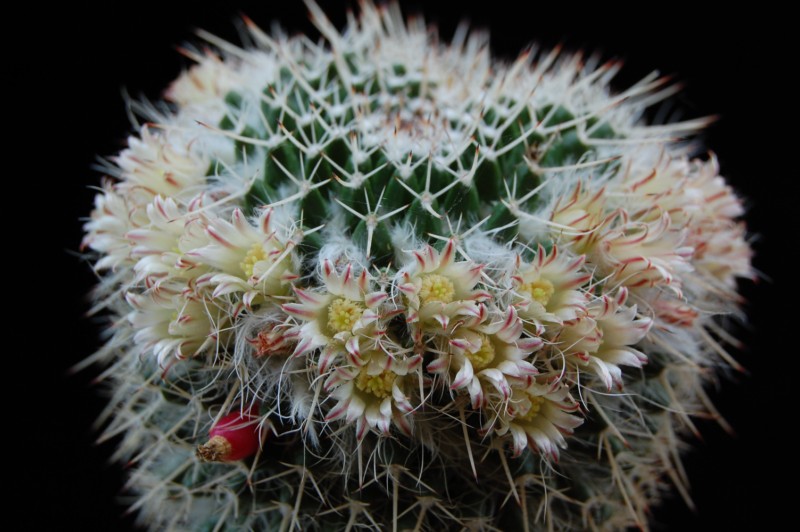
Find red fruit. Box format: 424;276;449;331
196;407;262;462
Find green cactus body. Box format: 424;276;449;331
83;2;753;530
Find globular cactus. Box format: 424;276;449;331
82;1;754;530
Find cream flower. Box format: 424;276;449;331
489;381;583;459
283;261;387;366
594;211;693;296
550;182;608;252
617;155;744;226
552;178;696;298
166;51;241;108
126;288;225;364
82;181;141;271
126;195;209;285
114;126;207;204
616;155;752;297
511;245;591;327
323;336;420;440
692;222;752;292
556;288;651;389
651;296;699;328
188;208;298;306
397;239;490;331
429;306;542;408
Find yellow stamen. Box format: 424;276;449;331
327;298;365;334
355;369;396;398
465;334;496;370
240;243;266;278
521;278;555;307
419;274;455;304
517;394;546;421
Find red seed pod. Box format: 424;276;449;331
196;407;262;462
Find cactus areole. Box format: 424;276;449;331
82;2;753;530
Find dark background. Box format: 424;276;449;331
33;1;792;529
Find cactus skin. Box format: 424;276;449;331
82;2;754;530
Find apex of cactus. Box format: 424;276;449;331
82;1;754;529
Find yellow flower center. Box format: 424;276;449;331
355;369;396;398
419;274;455;304
327;298;365;334
517;394;546;421
240;243;266;278
465;334;496;370
521;278;555;307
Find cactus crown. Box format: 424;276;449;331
83;1;753;530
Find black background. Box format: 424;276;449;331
32;1;793;529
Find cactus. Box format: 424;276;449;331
82;1;754;530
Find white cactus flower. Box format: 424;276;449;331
397;239;490;331
82;181;139;271
189;208;299;305
430;305;542;408
283;261;386;365
511;244;591;326
555;287;651;389
126;289;224;364
114;126;207;204
490;380;583;459
324;336;420;440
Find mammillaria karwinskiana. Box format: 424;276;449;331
82;2;753;529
